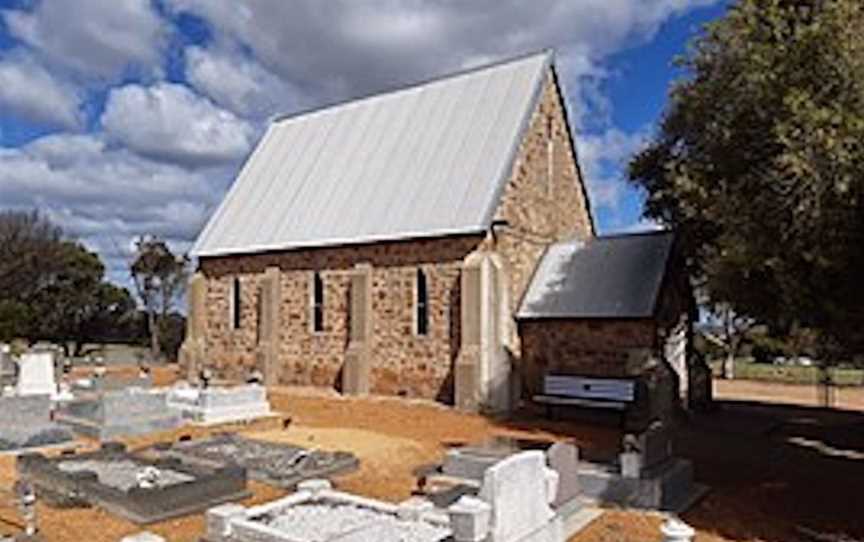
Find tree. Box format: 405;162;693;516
701;304;755;379
0;210;139;349
0;210;63;340
629;0;864;363
130;237;189;360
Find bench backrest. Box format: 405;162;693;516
543;375;636;402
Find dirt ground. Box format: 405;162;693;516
0;372;862;542
714;378;864;410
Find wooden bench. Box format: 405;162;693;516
533;375;636;423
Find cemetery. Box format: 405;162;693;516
0;338;858;542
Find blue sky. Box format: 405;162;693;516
0;0;727;285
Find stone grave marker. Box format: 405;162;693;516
0;395;74;452
546;442;580;508
55;389;181;440
478;450;560;542
16;351;57;398
148;433;359;489
166;384;271;425
18;441;249;524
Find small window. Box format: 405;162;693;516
231;277;241;329
312;272;324;333
416;268;429;336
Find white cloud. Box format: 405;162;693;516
185;45;304;119
166;0;718;106
0;133;231;284
0;53;81;128
101;83;256;166
2;0;166;80
577;128;650;211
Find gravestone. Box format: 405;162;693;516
620;422;673;478
55;389;181;440
546;442;580;508
16;351;57;398
0;343;15;387
19;442;249;524
205;480;452;542
149;433;359;489
166;384;272;425
478;451;560;542
0;395;74;452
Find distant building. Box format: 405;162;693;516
181;51;710;427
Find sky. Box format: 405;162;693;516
0;0;728;286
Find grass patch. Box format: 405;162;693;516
710;360;864;387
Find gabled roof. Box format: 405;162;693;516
192;51;554;257
517;231;675;319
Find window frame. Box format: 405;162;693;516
415;267;429;337
311;271;325;333
231;277;241;330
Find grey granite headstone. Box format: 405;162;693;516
639;423;673;469
546;442;580;508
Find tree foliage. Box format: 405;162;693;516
130;236;189;360
629;0;864;360
0;210;139;351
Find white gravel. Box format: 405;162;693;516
265;503;450;542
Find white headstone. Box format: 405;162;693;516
479;451;556;542
16;351;57;397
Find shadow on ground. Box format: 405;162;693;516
678;400;864;542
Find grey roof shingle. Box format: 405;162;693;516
192;51;553;257
517;231;675;319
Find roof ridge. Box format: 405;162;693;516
271;49;552;125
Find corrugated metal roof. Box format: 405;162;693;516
517;232;675;319
192;51;552;257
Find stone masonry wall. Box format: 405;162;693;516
199;235;482;400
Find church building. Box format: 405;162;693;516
180;51;710;428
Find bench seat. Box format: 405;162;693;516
534;375;636;423
532;395;628;410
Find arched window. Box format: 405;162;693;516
231;277;241;329
416;268;428;336
312;272;324;332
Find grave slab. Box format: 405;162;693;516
0;395;75;453
147;433;359;489
54;389;182;440
205;480;452;542
18;442;250;524
166;384;272;425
